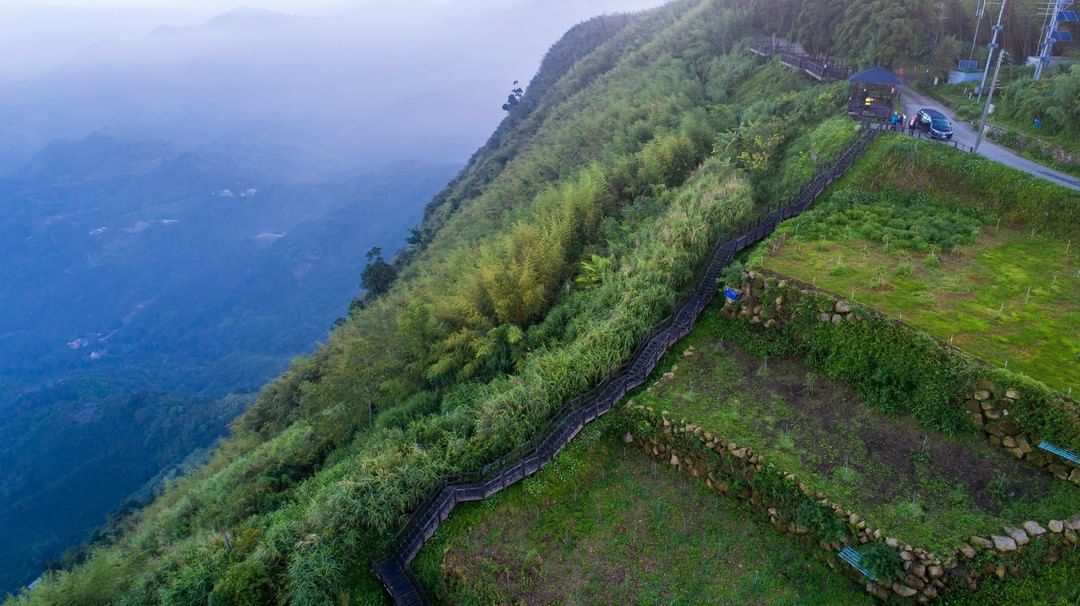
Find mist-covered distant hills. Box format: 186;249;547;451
0;131;458;592
0;0;669;174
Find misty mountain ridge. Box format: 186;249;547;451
0;127;459;592
13;130;362;185
0;0;669;175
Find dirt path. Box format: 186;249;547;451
900;84;1080;191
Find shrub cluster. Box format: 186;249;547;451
780;188;988;254
841;135;1080;239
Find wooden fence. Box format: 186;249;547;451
371;126;883;606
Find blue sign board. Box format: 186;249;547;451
724;287;741;302
1051;31;1073;42
1058;10;1079;22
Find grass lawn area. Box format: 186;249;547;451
633;312;1079;555
413;418;873;606
762;212;1079;394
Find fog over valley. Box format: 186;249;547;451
0;0;668;594
0;0;669;174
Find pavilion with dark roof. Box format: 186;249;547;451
847;67;904;120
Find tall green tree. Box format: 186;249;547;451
361;247;397;298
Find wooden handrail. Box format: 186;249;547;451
371;126;882;605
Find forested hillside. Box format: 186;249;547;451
752;0;1067;72
8;0;1056;604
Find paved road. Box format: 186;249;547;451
900;84;1080;192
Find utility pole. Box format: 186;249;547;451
970;0;988;60
975;49;1007;153
1034;0;1068;80
978;0;1008;102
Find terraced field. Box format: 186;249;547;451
632;311;1078;554
763;217;1079;393
413;419;874;606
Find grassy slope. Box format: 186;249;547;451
414;417;873;606
765;216;1079;393
632;310;1078;554
752;134;1080;394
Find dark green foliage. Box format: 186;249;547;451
208;560;272;606
858;543;904;582
361;247;397;298
937;547;1080;605
714;300;974;434
501;82;525;112
795;502;847;543
784;189;988;253
842;135;1080;239
1001;66;1080;139
375;391;440;430
749;0;1051;67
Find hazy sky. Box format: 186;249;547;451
1;0;667;77
0;0;670;174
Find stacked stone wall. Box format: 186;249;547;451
624;404;1080;603
727;269;1080;488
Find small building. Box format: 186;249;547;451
949;59;983;84
847;67;904;120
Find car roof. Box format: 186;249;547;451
921;108;948;120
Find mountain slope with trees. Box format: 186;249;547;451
9;0;1065;604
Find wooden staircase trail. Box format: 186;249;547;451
748;37;852;82
372;126;884;606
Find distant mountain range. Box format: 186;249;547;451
0;131;458;593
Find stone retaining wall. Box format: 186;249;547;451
987;126;1080;170
623;404;1080;603
726;269;1080;488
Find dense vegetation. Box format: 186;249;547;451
1000;66;1080;140
752;0;1070;73
10;0;1075;604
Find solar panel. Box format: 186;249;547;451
1059;10;1079;22
1051;30;1073;42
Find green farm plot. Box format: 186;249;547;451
633;312;1079;555
413;418;873;606
758;190;1080;393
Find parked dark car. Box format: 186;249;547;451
909;108;954;140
